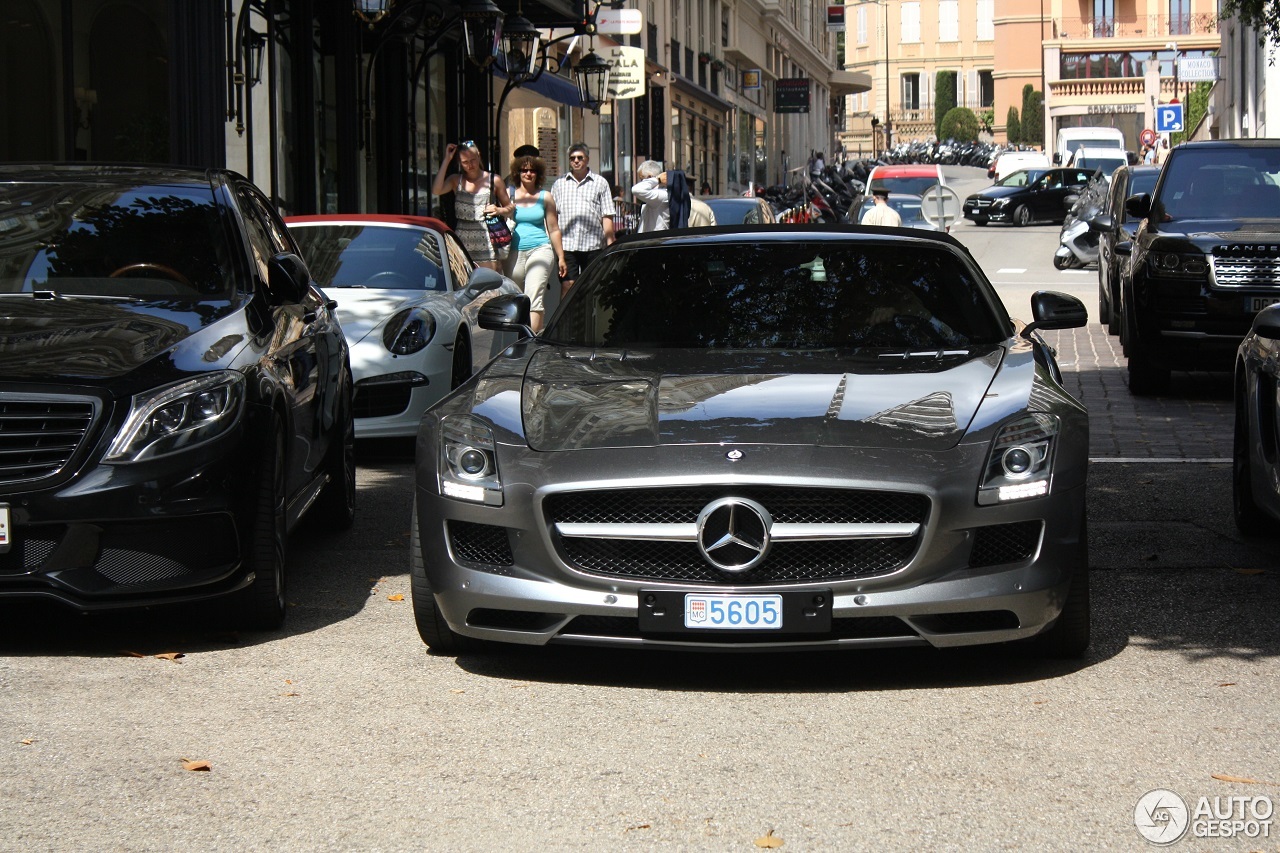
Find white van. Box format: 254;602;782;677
993;150;1051;181
1070;146;1129;177
1055;127;1126;165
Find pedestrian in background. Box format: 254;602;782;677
632;160;670;232
431;140;512;272
1155;137;1171;165
505;154;564;334
860;187;901;227
550;142;615;297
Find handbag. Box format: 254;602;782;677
485;214;512;248
485;171;512;249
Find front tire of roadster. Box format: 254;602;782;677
410;500;477;654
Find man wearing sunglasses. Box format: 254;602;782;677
550;142;615;297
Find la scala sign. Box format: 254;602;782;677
607;46;646;99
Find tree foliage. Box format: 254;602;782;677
1006;106;1022;143
934;72;957;140
1220;0;1280;47
1021;84;1045;147
1173;81;1214;145
940;107;981;141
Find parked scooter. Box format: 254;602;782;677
1053;171;1107;269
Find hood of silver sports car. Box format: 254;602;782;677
515;347;1006;452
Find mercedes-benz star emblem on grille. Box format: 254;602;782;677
725;449;743;461
695;497;773;573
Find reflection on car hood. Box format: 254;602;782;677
970;186;1024;200
0;297;242;381
470;347;1008;452
329;289;440;342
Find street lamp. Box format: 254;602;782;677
498;2;610;110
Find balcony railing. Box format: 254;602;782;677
1054;13;1218;40
1048;77;1183;99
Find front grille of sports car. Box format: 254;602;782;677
545;487;928;585
353;383;413;419
448;521;514;566
968;520;1042;568
0;395;97;488
1211;245;1280;287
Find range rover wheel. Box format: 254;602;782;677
409;501;477;654
1233;373;1270;536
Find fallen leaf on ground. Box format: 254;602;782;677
155;652;184;662
1212;773;1268;785
121;650;146;658
387;593;404;601
624;824;651;832
1217;683;1237;688
181;759;212;772
19;738;34;745
449;689;466;694
754;829;785;848
280;692;300;698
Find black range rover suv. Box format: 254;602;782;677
1121;140;1280;394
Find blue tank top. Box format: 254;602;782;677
512;191;550;251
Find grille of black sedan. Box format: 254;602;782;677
545;487;928;585
0;396;97;488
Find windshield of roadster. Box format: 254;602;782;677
544;239;1009;350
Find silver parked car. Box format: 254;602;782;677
1233;303;1280;534
412;226;1091;656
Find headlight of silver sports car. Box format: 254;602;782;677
105;372;245;462
384;307;437;354
439;415;503;506
977;412;1059;505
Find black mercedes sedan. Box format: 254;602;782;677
0;165;355;628
963;167;1096;226
412;226;1092;657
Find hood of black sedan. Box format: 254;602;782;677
969;186;1024;201
506;348;1005;452
0;296;242;380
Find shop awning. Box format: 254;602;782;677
829;69;872;97
494;57;582;109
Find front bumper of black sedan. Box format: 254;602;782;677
413;442;1088;651
963;199;1012;224
0;419;258;610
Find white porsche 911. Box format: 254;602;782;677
287;215;518;438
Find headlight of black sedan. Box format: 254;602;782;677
104;372;245;462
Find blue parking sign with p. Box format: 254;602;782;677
1156;104;1184;133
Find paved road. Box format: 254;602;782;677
1;172;1277;851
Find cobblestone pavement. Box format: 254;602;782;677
1044;320;1233;461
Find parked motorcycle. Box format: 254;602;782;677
1053;170;1109;270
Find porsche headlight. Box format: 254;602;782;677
439;415;503;505
978;413;1059;505
384;307;437;354
105;372;244;462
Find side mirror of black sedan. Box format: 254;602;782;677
1021;290;1088;338
478;293;535;339
267;252;311;304
1125;193;1152;219
1088;213;1115;233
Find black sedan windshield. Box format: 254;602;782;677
0;182;233;298
546;240;1008;350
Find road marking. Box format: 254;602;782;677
1060;269;1090;275
995;268;1027;274
1089;457;1230;463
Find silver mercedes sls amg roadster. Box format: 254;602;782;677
412;225;1091;656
